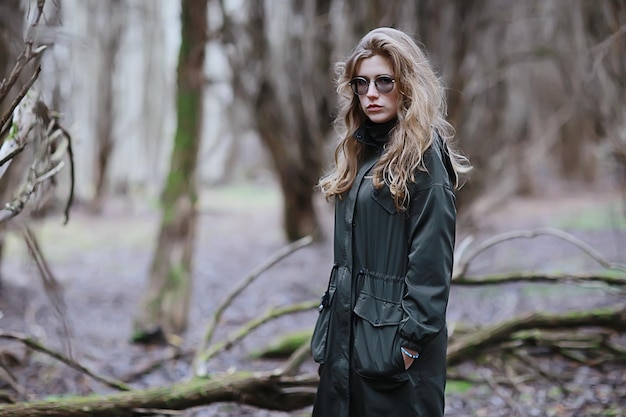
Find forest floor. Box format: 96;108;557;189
0;182;625;417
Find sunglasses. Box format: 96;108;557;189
349;75;395;96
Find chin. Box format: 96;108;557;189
368;114;395;124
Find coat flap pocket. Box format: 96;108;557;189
353;294;403;327
371;187;397;215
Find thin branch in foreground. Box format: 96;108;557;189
276;335;313;377
0;331;130;392
21;225;74;359
0;0;46;103
454;227;626;279
193;236;313;373
453;271;626;288
0;358;25;401
0;64;43;135
195;299;318;376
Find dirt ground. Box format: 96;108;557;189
0;183;624;416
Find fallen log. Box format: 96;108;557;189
0;371;319;417
447;305;626;366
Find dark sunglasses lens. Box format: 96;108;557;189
376;76;394;93
351;78;368;95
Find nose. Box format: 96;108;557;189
365;80;379;98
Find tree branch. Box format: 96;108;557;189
0;331;131;392
0;0;46;104
195;300;318;374
454;227;626;279
193;236;313;373
447;304;626;366
453;271;626;288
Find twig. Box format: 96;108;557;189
454;227;626;279
21;225;74;358
0;359;26;400
481;369;531;417
513;349;569;395
0;0;46;103
0;95;73;224
0;65;43;135
590;23;626;79
195;300;318;376
275;336;312;377
453;271;626;287
599;333;626;359
120;348;191;383
0;141;26;169
0;330;131;391
193;236;313;371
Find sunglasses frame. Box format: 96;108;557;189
349;75;396;96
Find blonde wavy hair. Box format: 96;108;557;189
319;27;471;211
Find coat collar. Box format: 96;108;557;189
354;118;397;149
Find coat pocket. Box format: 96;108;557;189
311;285;336;363
352;293;407;381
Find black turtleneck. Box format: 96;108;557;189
354;118;397;149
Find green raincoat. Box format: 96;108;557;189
311;121;457;417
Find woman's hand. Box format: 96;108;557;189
401;347;419;370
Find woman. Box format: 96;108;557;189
310;27;470;417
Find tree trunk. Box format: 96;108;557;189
132;0;206;341
90;0;124;213
248;0;333;242
254;79;322;242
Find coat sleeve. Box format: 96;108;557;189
398;183;456;352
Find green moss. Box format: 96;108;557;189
251;329;312;359
445;380;474;394
8;122;17;141
167;263;187;289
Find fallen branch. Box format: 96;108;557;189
0;371;319;417
447;304;626;366
195;299;318;374
0;331;130;392
193;235;313;373
453;271;626;288
454;228;626;280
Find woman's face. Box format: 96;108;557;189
353;54;399;124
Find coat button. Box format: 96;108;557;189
375;319;380;324
352;221;356;227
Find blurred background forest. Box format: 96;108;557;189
3;0;625;222
0;0;625;416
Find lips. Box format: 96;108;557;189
367;104;382;111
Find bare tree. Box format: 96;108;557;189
132;0;207;342
215;0;334;242
90;0;125;213
0;0;75;349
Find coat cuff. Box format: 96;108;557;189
400;338;421;352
